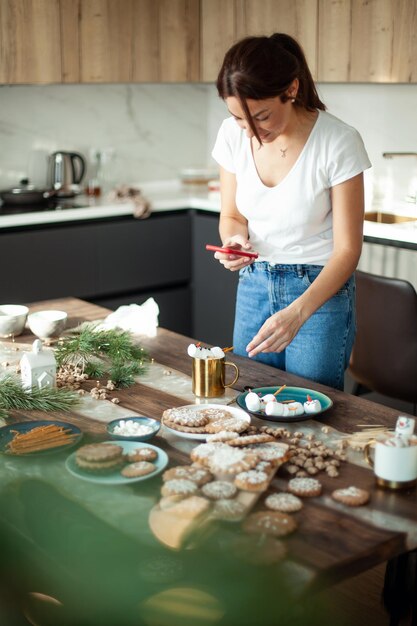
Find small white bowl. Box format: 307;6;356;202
0;305;29;337
27;310;68;339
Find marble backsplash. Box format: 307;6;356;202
1;82;417;208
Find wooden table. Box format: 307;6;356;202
1;297;416;625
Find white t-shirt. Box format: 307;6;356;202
211;110;371;265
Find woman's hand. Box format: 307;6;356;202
214;235;257;272
246;303;304;356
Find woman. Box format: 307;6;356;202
211;33;371;390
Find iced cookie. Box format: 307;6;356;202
161;478;198;497
162;465;213;486
234;470;268;492
331;486;370;507
287;477;322;498
243;511;297;537
162;407;209;428
265;492;303;513
121;461;155;478
125;447;158;462
201;480;238;500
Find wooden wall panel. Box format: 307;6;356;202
60;0;81;83
236;0;318;79
131;0;160;81
79;0;134;82
159;0;200;82
0;0;61;83
317;0;351;81
200;0;237;82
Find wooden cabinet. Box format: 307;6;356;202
0;213;192;335
200;0;318;82
0;0;62;84
318;0;417;82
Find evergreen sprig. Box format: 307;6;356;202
55;324;149;388
0;374;80;420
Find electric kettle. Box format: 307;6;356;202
48;151;86;197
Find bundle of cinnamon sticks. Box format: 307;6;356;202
6;424;78;455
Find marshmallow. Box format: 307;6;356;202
245;392;261;412
304;398;322;414
395;416;415;437
210;346;225;359
265;402;287;417
261;394;277;405
187;344;198;357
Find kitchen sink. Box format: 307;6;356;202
364;211;417;224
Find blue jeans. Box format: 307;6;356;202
233;263;356;390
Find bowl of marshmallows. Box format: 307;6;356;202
106;416;161;442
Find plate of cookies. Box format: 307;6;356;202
65;441;169;485
161;404;251;440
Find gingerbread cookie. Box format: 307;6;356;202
228;434;275;447
162;465;213;486
211;499;247;522
162;407;209;428
206;430;240;443
243;511;297;537
287;477;322;498
207;446;258;475
161;478;198;497
76;443;124;473
247;442;288;465
205;414;249;434
265;492;303;513
190;442;230;466
162;420;209;434
331;486;370;507
201;480;237;500
121;461;155;478
125;447;158;463
234;470;268;492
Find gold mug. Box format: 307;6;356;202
192;357;239;398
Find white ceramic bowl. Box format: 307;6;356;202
27;310;68;339
0;305;29;337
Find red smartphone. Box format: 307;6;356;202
205;244;258;259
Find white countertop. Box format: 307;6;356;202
1;180;417;248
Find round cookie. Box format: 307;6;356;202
201;480;237;500
125;447;158;462
287;477;322;498
212;499;246;522
234;470;268;492
331;486;370;507
247;442;288;465
206;430;240;443
208;447;259;475
121;461;155;478
162;465;213;486
76;443;124;473
265;492;303;513
228;434;275;447
161;478;198;497
243;511;297;537
162;407;209;428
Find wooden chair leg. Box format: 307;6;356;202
383;551;417;626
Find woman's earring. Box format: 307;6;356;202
291;97;296;103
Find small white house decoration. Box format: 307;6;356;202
20;339;57;390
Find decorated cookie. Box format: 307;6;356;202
162;407;209;428
212;499;247;522
201;480;238;500
234;470;268;492
125;447;158;462
162;465;213;486
207;447;259;475
228;434;275;447
206;430;240;443
190;442;230;465
331;486;370;507
247;442;288;465
161;478;198;497
287;477;322;497
121;461;155;478
243;511;297;537
265;492;303;513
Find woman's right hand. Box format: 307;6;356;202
213;235;256;272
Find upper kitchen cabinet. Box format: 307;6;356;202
0;0;62;83
318;0;417;82
200;0;318;82
69;0;200;83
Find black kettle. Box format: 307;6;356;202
48;151;86;197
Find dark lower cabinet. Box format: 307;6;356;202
0;210;238;341
191;211;238;346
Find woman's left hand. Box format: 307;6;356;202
246;305;303;357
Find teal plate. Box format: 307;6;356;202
65;440;168;485
236;386;333;422
0;420;83;456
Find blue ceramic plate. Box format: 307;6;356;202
0;419;83;456
106;416;160;442
236;386;333;422
65;440;168;485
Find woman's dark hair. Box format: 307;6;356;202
216;33;326;141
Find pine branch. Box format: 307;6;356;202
55;324;149;387
0;374;80;419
